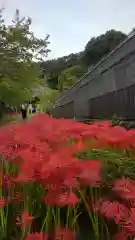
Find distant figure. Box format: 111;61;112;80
28;104;32;114
37;103;40;113
32;106;36;114
20;104;27;120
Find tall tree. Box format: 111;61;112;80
0;9;50;112
82;30;127;66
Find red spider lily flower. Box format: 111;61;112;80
43;190;62;206
101;127;134;149
44;182;62;192
15;151;41;183
54;228;76;240
80;123;107;141
0;199;7;208
7;113;19;117
16;211;34;229
129;199;135;208
113;231;128;240
97;200;129;225
63;176;79;189
57;191;80;206
113;178;135;200
90;197;108;213
100;121;112;127
122;208;135;237
78;160;102;187
0;174;16;189
43;190;80;207
25;232;48;240
43;166;80;191
41;155;81;191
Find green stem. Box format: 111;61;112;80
78;189;99;240
52;207;57;225
41;206;51;233
90;188;99;236
66;206;70;229
57;207;60;227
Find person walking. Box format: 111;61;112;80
20;103;27;120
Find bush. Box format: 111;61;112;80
0;116;135;239
0;113;20;125
112;115;135;130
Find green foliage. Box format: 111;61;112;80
83;30;126;66
77;147;135;181
41;52;84;89
58;65;85;92
38;81;59;112
41;29;127;91
0;9;50;107
0;114;20;125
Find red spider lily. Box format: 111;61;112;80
80;125;103;141
92;125;134;149
0;199;7;208
97;200;129;225
2;114;135;238
44;174;79;191
42;190;62;206
113;231;128;240
129;199;135;208
16;211;34;229
0;173;16;189
7;113;19;117
122;208;135;237
41;161;81;194
57;191;80;206
40;152;81;189
63;176;80;189
43;190;80;207
15;147;49;183
78;160;102;187
54;228;76;240
25;232;48;240
113;178;135;200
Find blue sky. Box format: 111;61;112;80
2;0;135;59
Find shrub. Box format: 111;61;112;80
0;113;20;125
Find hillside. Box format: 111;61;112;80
41;29;127;91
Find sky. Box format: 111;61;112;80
1;0;135;60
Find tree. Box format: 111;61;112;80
41;30;127;91
58;65;85;92
0;9;50;116
82;30;127;66
41;52;84;89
